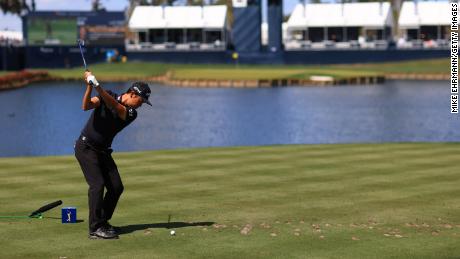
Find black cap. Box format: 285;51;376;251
129;82;152;106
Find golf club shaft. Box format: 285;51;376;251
78;41;88;70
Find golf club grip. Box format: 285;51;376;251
29;200;62;217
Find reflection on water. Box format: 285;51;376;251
0;80;457;157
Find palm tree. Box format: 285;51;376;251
92;0;106;11
186;0;204;6
213;0;233;31
0;0;29;15
389;0;402;40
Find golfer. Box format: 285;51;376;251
74;71;151;239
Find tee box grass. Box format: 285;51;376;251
0;143;459;258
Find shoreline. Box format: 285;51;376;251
0;71;449;91
147;74;386;87
0;71;56;91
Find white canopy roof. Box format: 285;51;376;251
399;1;450;28
129;5;227;30
129;6;165;29
287;2;392;29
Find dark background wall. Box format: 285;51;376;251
23;45;125;68
232;4;262;53
0;46;25;71
267;0;283;52
283;49;448;64
0;47;449;70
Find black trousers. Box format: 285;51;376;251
74;139;124;232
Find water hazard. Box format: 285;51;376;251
0;80;458;157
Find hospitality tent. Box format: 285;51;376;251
128;5;227;49
286;2;392;43
399;1;450;41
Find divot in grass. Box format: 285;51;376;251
259;222;271;229
213;224;227;229
240;224;253;235
431;231;440;236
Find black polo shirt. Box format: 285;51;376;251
81;90;137;148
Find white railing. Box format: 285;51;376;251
126;41;225;51
285;39;449;50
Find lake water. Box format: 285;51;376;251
0;80;458;157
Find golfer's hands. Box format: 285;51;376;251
84;71;99;87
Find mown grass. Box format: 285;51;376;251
329;58;449;74
41;58;448;81
45;62;169;80
170;67;380;80
1;143;459;258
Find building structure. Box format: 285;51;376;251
128;5;227;51
398;1;450;48
286;2;393;49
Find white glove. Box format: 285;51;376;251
86;75;100;87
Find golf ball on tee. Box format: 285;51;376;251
170;230;176;236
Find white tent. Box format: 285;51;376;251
129;5;227;30
399;1;450;29
287;2;392;29
127;5;227;50
203;6;228;29
129;6;166;30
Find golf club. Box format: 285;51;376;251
77;39;99;86
77;39;88;71
0;200;63;219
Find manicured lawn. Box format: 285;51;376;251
329;58;449;74
41;58;448;81
1;143;459;258
46;62;168;80
171;67;379;80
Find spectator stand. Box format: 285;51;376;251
127;5;227;52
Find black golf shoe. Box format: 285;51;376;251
89;227;119;239
104;222;121;235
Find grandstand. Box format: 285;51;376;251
124;1;451;52
285;2;393;50
127;5;227;51
398;1;450;49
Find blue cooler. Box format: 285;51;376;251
62;207;77;223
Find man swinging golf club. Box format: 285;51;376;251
74;71;151;239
